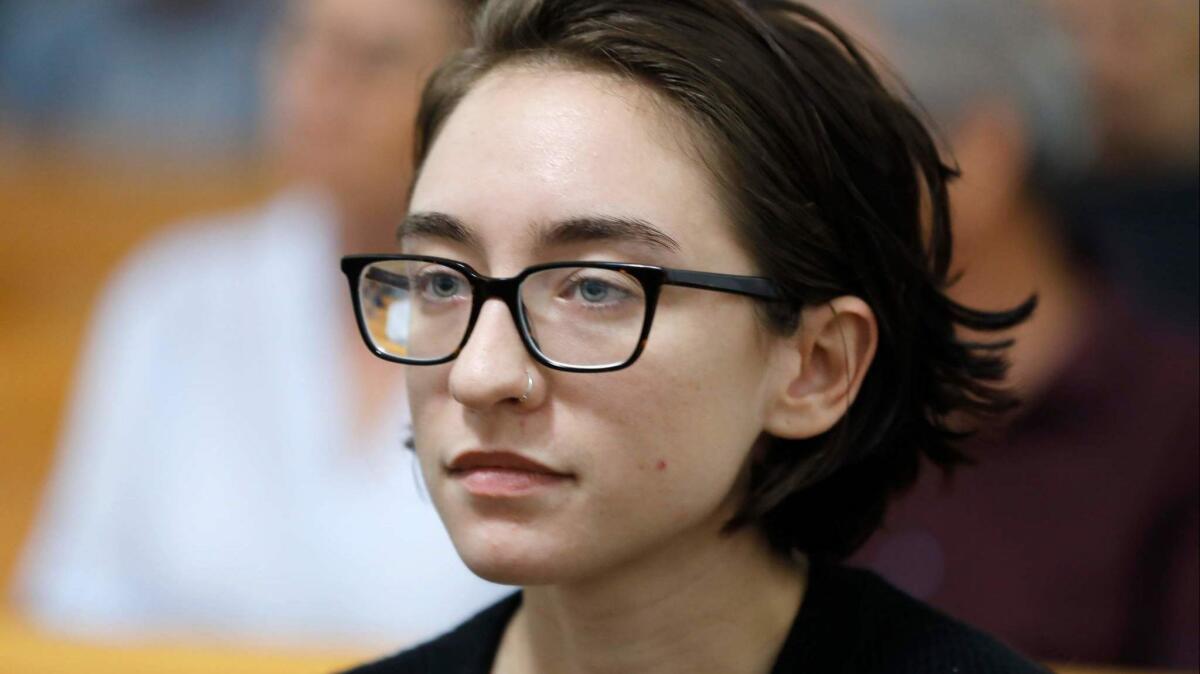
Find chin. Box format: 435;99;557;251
448;519;592;587
461;556;558;587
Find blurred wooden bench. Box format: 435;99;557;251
0;609;370;674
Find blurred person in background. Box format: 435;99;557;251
0;0;279;158
814;0;1199;668
1049;0;1199;332
12;0;510;649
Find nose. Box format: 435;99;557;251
448;298;540;411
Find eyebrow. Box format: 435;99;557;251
536;215;681;254
397;212;482;249
399;212;682;255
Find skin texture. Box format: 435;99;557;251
404;65;877;673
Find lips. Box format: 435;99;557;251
447;450;572;497
448;450;564;474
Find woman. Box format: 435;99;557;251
341;0;1045;671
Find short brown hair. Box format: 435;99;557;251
413;0;1032;559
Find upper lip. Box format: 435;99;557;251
448;450;569;476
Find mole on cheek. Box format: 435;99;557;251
655;459;667;471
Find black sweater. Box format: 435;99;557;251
343;563;1049;673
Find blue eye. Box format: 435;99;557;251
417;270;467;301
562;274;638;308
578;278;614;303
431;275;460;296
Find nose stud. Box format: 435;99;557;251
449;370;535;406
519;371;534;404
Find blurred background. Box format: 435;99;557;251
0;0;1195;672
1;1;516;671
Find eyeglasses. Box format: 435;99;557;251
341;254;781;373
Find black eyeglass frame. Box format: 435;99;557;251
341;254;782;373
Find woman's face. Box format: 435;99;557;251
405;66;790;586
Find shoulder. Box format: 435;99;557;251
342;593;521;674
783;563;1049;674
118;189;330;286
93;189;334;324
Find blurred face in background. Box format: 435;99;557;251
268;0;466;236
1047;0;1198;171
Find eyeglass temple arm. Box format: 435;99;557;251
662;268;781;300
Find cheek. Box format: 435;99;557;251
406;366;450;446
568;310;770;508
594;370;755;469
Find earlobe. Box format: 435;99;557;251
764;297;878;440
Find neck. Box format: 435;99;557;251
496;526;806;674
950;198;1091;398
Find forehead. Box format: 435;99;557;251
409;64;742;266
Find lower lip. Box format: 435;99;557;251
453;468;570;497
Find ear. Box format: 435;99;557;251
763;296;878;439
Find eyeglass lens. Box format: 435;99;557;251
358;261;648;368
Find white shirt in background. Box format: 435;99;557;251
14;190;510;648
